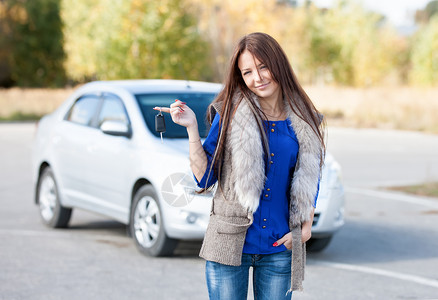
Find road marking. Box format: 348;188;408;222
317;261;438;289
4;231;438;289
346;187;438;209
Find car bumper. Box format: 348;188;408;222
163;192;212;240
312;184;345;238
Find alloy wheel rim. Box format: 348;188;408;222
39;175;57;222
133;196;161;248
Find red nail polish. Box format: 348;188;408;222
273;242;278;247
181;102;186;105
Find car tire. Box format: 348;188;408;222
37;167;72;228
307;236;333;252
130;184;178;257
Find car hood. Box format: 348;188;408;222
153;138;193;157
141;137;208;170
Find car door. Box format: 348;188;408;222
83;93;134;222
52;93;102;207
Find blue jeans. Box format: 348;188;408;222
205;250;292;300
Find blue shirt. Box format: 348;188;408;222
194;113;319;254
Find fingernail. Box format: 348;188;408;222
175;99;178;102
273;242;278;247
181;102;186;105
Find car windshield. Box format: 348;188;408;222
135;92;218;138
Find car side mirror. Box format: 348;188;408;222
100;120;132;138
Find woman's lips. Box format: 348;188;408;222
256;82;270;89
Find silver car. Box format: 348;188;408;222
32;79;344;256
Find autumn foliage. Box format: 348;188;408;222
0;0;437;87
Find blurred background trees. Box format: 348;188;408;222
0;0;437;87
415;0;438;23
0;0;66;87
189;0;411;87
62;0;212;82
410;15;438;86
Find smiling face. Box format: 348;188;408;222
237;49;281;102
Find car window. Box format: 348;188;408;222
66;95;100;126
135;93;217;138
97;94;129;127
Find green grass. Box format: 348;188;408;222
0;111;42;122
388;182;438;198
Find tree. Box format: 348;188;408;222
4;0;66;87
410;15;438;86
62;0;212;82
303;1;406;86
415;0;438;24
0;1;14;86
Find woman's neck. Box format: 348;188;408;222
259;93;285;120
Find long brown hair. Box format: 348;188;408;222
203;32;326;191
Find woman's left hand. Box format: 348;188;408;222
273;225;312;250
273;232;292;250
273;207;315;248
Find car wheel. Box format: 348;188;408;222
307;236;333;252
37;167;72;228
130;184;178;257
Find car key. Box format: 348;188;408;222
155;108;166;143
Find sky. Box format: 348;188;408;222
307;0;432;26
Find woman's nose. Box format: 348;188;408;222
254;70;263;82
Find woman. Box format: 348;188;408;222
154;32;325;299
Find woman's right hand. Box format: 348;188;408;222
153;100;197;129
154;100;206;180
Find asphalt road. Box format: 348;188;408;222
1;123;438;300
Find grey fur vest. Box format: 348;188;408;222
199;91;322;292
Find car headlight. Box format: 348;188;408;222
326;159;343;187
